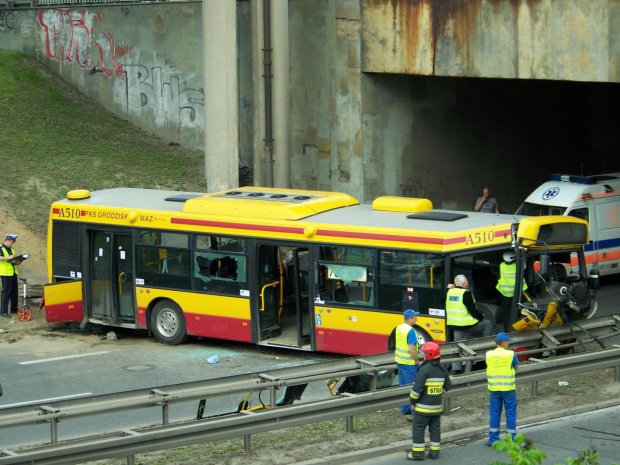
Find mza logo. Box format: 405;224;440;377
542;187;560;201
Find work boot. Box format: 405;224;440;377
429;449;439;459
407;451;425;461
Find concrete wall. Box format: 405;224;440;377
287;0;620;210
361;0;620;83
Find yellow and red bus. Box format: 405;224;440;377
44;187;594;355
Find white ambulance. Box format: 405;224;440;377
517;173;620;277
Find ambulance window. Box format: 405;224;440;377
568;208;589;223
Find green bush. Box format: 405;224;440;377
489;435;618;465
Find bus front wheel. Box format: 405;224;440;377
150;300;188;345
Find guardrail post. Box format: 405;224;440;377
50;418;58;445
244;434;252;452
444;397;451;415
127;455;135;465
370;372;377;391
270;386;277;408
151;389;170;425
162;402;169;426
615;364;620;382
531;380;538;397
346;415;354;433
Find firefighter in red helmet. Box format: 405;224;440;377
407;342;452;461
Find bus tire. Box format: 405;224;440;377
386;326;432;352
150;300;188;345
414;327;432;346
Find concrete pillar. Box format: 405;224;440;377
203;1;239;192
251;0;266;187
271;0;290;188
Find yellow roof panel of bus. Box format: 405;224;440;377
182;187;359;220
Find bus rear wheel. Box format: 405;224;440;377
386;326;432;352
415;327;432;346
150;300;188;345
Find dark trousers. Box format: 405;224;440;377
500;295;513;333
1;275;18;314
411;414;441;455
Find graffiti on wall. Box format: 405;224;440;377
400;175;437;203
0;11;16;31
1;10;37;37
24;8;204;138
118;62;204;133
39;9;124;78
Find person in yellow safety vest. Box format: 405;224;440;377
486;332;520;447
0;234;22;318
445;274;495;374
394;309;420;420
496;251;528;333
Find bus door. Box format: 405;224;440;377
255;244;312;350
88;230;135;324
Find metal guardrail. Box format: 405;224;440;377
0;315;619;464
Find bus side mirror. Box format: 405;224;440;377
588;269;600;290
539;255;551;280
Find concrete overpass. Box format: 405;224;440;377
0;0;618;211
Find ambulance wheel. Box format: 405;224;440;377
151;300;188;345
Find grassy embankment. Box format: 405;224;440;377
0;50;205;237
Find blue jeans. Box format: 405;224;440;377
488;390;517;444
398;363;418;415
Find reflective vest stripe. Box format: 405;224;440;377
414;403;443;414
446;288;477;326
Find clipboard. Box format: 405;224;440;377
9;252;29;264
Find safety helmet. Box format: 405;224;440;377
421;342;441;360
503;251;516;263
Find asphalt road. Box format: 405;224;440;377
0;337;340;448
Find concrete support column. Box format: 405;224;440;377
203;0;239;192
251;0;266;187
271;0;290;188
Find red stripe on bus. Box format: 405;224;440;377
316;328;445;355
443;236;467;245
171;218;304;235
185;312;252;343
45;300;83;323
315;328;390;355
317;230;445;245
